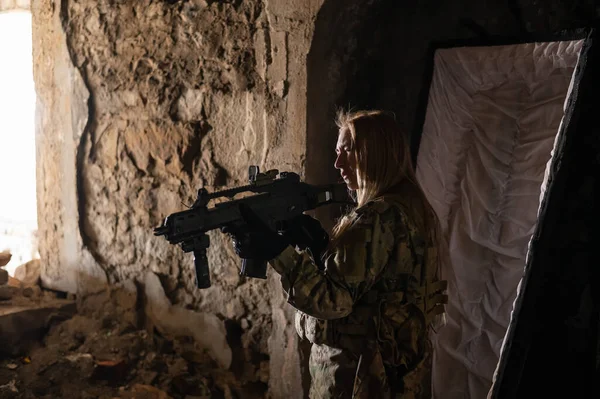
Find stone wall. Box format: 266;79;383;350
30;0;599;396
31;0;324;397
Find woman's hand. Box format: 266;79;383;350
283;215;329;259
221;204;288;261
222;205;329;262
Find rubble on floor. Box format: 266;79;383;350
0;251;10;286
0;251;10;267
0;257;266;399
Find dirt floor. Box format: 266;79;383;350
0;269;267;399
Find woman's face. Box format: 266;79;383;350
334;128;359;190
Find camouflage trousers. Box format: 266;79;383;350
308;343;432;399
308;343;392;399
309;344;358;399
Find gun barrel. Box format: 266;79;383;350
153;225;169;236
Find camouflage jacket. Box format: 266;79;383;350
270;187;447;397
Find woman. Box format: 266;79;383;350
229;110;447;398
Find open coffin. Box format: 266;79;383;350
413;29;597;398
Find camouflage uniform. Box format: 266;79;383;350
270;186;447;399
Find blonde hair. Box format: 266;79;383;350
330;109;441;257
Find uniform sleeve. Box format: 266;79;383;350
269;203;399;320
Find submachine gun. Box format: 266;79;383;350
153;166;352;288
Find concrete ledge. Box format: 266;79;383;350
0;299;76;356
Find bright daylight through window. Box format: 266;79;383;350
0;11;38;276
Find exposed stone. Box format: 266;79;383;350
0;287;262;398
0;285;17;300
76;279;140;331
13;259;40;287
143;272;232;369
0;268;8;285
22;285;41;298
6;275;21;288
64;353;95;378
175;88;206;122
32;0;322;396
0;251;10;267
0;379;18;395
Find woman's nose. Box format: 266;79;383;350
334;153;344;169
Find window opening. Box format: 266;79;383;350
0;11;38;277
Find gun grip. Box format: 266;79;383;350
240;258;267;279
193;248;211;288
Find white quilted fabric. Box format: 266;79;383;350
415;40;583;399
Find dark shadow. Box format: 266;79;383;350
306;0;600;397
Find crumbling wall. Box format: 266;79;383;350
32;0;597;396
32;0;324;397
32;0;98;294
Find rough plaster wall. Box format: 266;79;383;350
32;0;106;295
33;0;324;397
